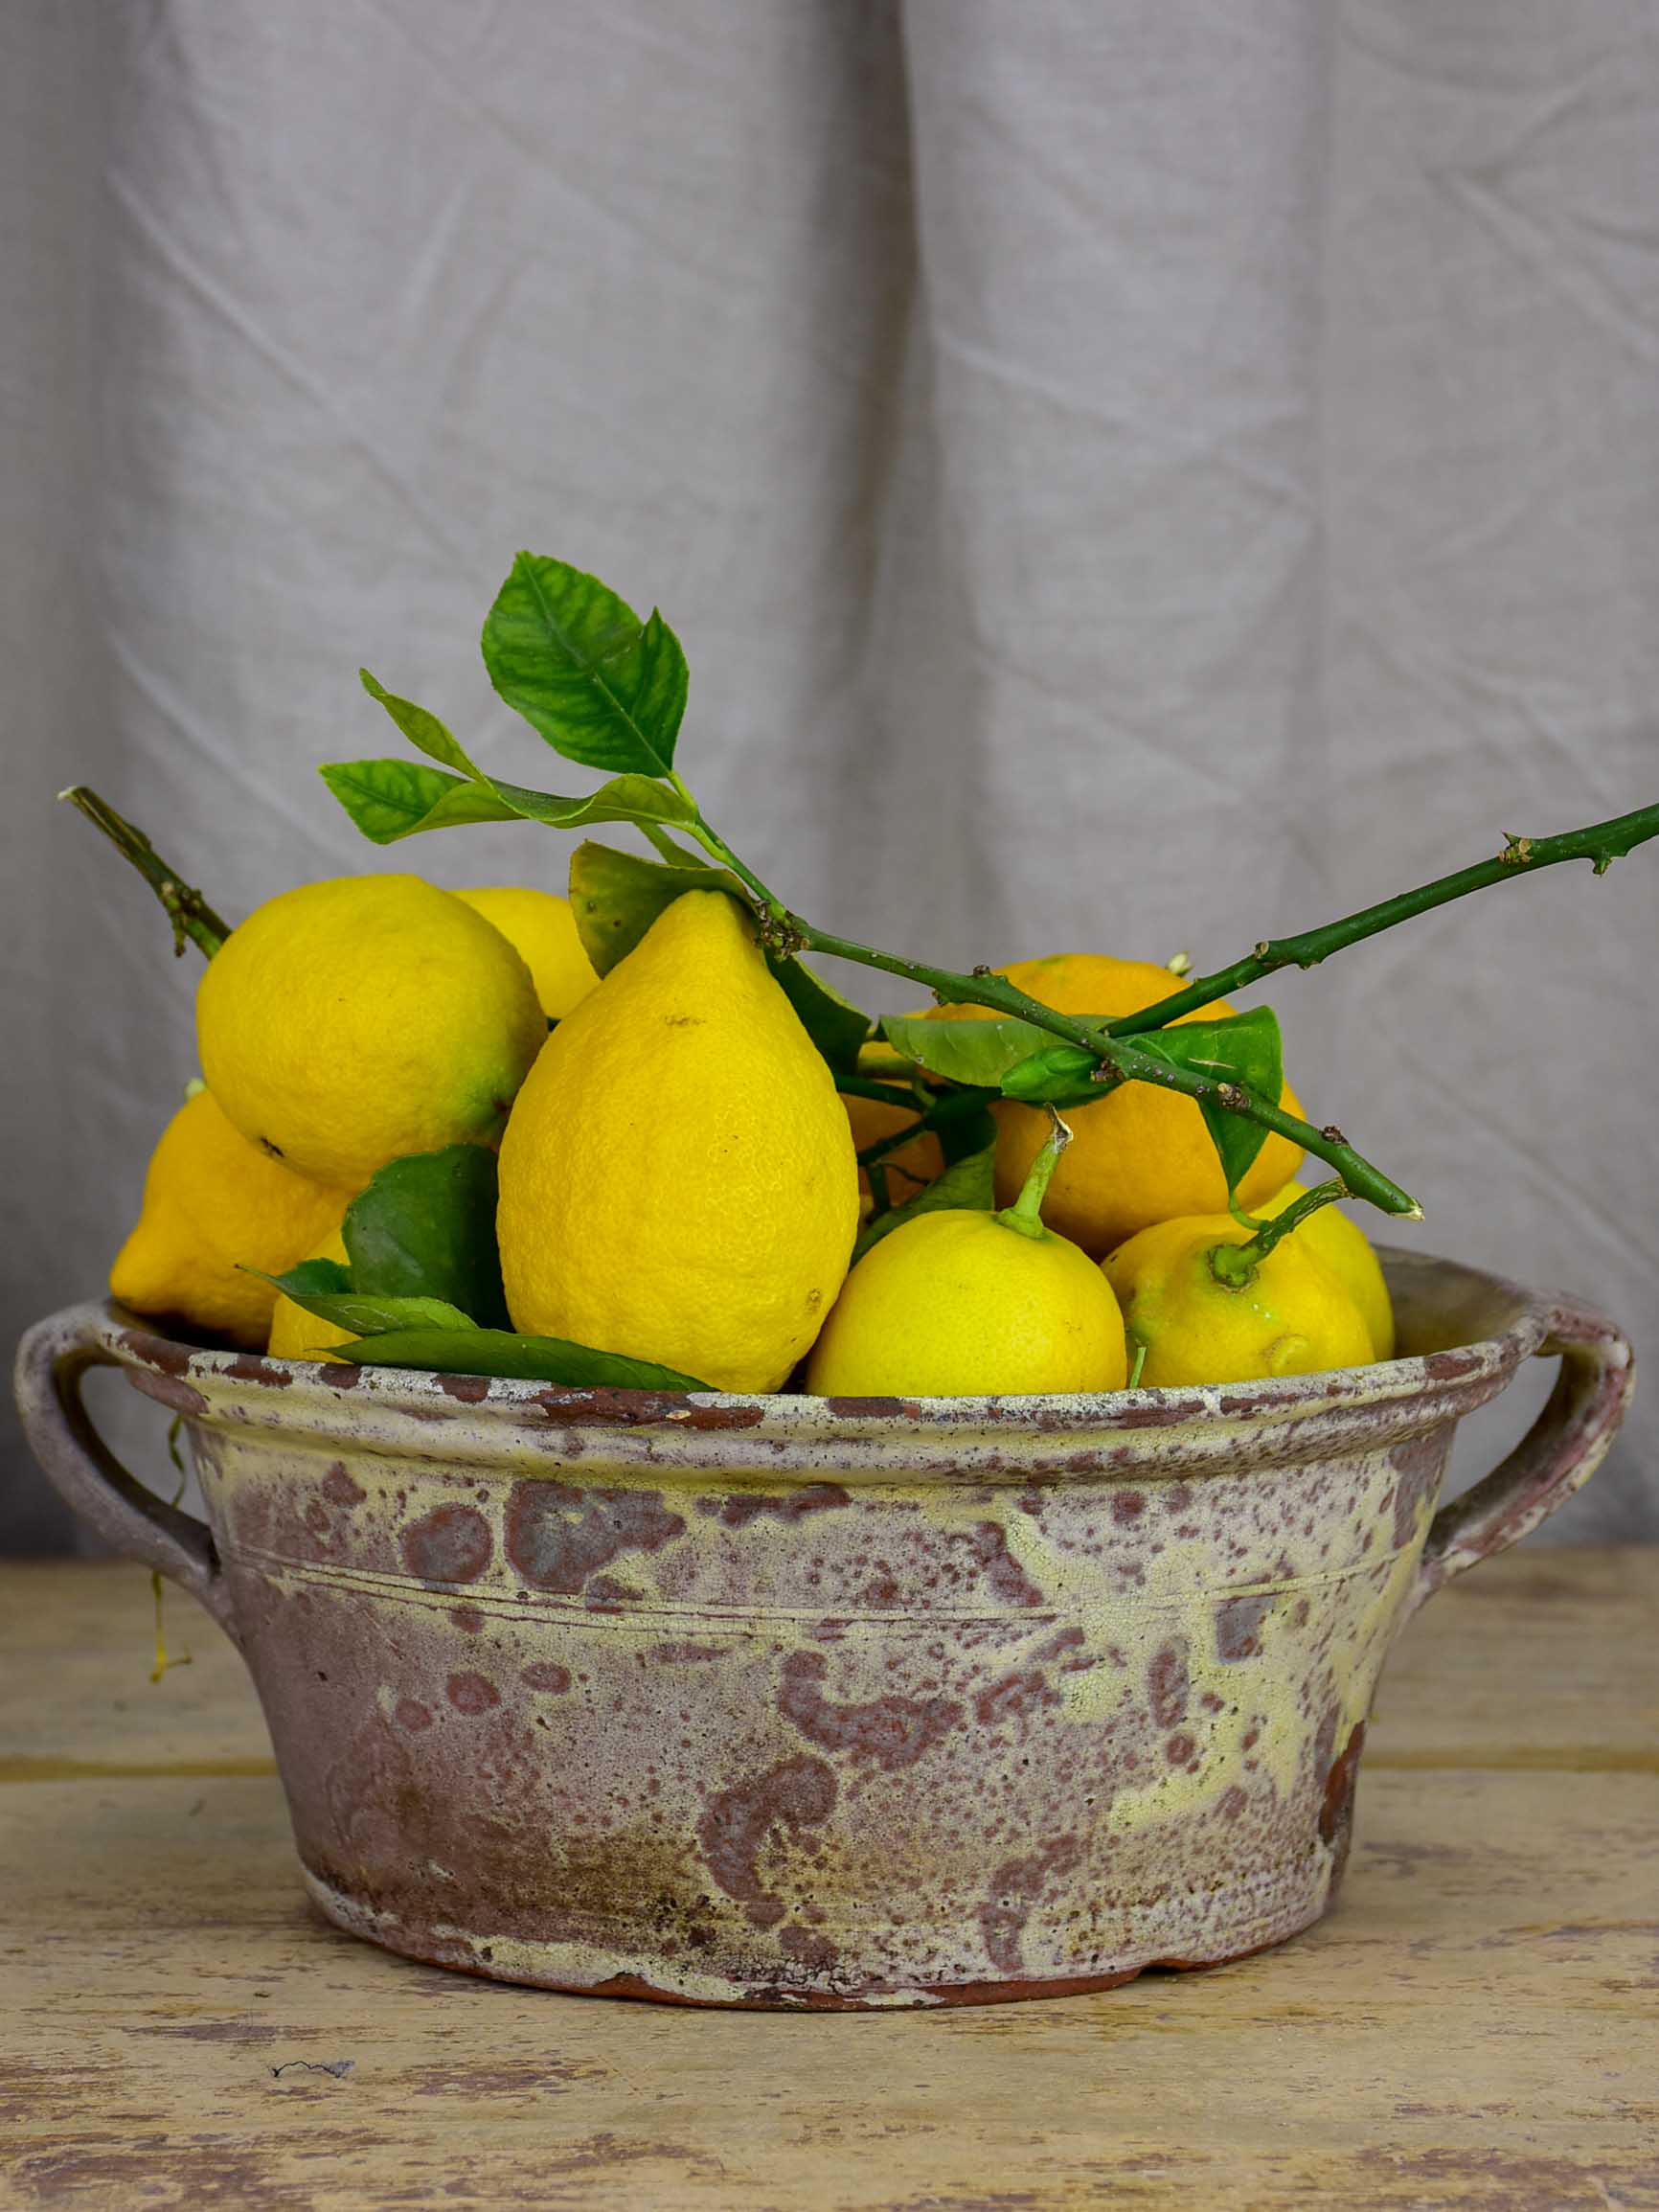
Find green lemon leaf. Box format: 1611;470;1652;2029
852;1140;997;1265
881;1013;1053;1089
329;1328;710;1391
268;1289;480;1338
998;1044;1103;1109
264;1257;352;1300
343;1146;509;1328
568;842;744;976
358;671;484;774
932;1092;1000;1165
320;758;524;844
485;772;698;832
339;672;704;847
1132;1007;1284;1199
886;1005;1286;1200
767;956;871;1075
482;553;688;776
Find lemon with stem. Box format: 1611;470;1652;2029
807;1113;1127;1397
1103;1204;1372;1389
1251;1182;1395;1359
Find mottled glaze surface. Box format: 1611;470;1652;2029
14;1253;1632;2007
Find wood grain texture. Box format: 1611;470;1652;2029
1;1554;1655;2211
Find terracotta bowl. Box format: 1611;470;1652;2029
14;1253;1631;2009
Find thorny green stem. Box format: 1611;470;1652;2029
1108;802;1659;1036
1209;1178;1348;1289
678;799;1422;1220
671;774;788;919
806;924;1416;1215
60;787;230;959
1000;1109;1071;1239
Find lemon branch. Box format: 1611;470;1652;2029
59;787;230;959
1105;801;1659;1037
670;802;1421;1220
319;556;1659;1240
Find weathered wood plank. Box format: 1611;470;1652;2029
1;1556;1655;2211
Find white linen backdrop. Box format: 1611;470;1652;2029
4;0;1656;1548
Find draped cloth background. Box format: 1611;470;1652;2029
5;0;1657;1547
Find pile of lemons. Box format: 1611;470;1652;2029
112;878;1393;1398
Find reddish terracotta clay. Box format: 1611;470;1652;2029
13;1253;1631;2008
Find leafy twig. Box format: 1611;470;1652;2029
1106;802;1659;1037
60;787;230;959
673;806;1420;1218
310;556;1659;1233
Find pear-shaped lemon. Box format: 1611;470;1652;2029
197;876;545;1190
1103;1214;1373;1388
454;885;598;1021
266;1226;356;1360
807;1120;1127;1397
497;891;859;1392
110;1088;347;1349
930;953;1304;1253
1253;1183;1396;1359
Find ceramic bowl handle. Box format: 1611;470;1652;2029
13;1303;238;1642
1414;1294;1633;1606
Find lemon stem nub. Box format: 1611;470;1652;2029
1208;1176;1351;1291
1000;1107;1072;1240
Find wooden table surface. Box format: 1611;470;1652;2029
2;1552;1655;2212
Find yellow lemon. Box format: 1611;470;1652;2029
197;875;546;1190
497;891;859;1392
808;1120;1125;1396
265;1227;356;1360
1253;1184;1396;1359
1103;1214;1373;1388
930;953;1304;1254
807;1206;1126;1397
454;885;598;1021
110;1088;347;1350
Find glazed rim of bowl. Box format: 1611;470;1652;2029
94;1247;1553;1461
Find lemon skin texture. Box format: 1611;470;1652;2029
932;954;1303;1254
110;1088;348;1350
1254;1183;1396;1359
497;891;860;1394
807;1211;1128;1397
454;885;599;1021
197;876;546;1191
266;1227;356;1359
1103;1214;1373;1389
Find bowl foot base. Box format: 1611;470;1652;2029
302;1867;1322;2011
